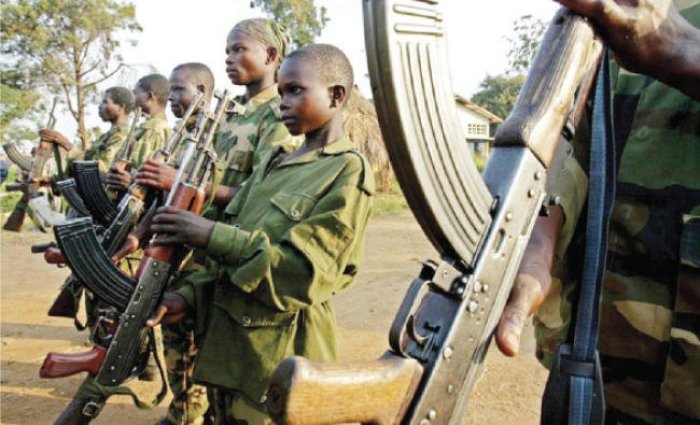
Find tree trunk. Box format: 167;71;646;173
75;79;89;151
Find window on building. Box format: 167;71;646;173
466;123;489;138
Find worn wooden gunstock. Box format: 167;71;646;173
39;346;106;378
268;355;423;425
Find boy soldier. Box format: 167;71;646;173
163;62;216;425
40;86;134;174
497;0;700;423
105;73;173;193
147;44;375;425
136;18;296;215
133;23;296;424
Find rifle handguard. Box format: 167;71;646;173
31;242;56;254
267;354;423;425
40;346;106;379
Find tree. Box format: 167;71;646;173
0;83;41;143
470;74;525;123
470;15;546;121
505;14;546;75
249;0;329;47
1;0;141;149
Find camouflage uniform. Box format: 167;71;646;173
176;138;374;423
163;84;296;425
74;123;130;172
130;111;172;168
534;2;700;423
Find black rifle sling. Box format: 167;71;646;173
541;49;616;425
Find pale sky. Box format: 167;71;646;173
55;0;560;138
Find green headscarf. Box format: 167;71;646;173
232;18;291;60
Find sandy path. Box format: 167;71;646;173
0;214;546;424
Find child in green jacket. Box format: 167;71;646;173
148;44;375;425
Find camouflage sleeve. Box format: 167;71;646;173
552;155;588;261
131;126;172;168
204;157;373;312
94;132;127;172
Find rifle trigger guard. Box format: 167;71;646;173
389;277;429;357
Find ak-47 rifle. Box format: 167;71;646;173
40;90;231;387
3;97;63;232
265;4;602;424
41;92;205;320
112;107;143;174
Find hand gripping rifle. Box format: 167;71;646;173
266;3;602;424
40;91;231;386
3;97;63;232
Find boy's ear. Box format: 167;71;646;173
266;46;279;65
196;84;207;96
330;85;347;108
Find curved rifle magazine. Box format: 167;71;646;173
56;179;91;217
364;0;494;268
4;142;33;172
53;217;135;311
72;161;118;226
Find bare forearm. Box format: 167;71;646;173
659;21;700;99
517;206;564;298
206;182;240;208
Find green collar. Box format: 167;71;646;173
273;138;355;168
234;84;280;118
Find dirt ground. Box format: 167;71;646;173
0;213;547;424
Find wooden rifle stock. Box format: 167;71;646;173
40;346;106;378
135;183;205;275
268;355;423;425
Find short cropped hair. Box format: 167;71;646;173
105;86;134;113
136;73;171;106
286;44;354;94
172;62;215;97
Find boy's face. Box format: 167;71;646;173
133;85;150;111
225;29;271;86
98;94;122;122
278;57;336;136
169;70;198;118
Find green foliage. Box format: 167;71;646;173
0;83;41;143
1;0;141;147
505;14;546;75
249;0;329;47
373;194;409;217
470;74;525;121
473;153;488;172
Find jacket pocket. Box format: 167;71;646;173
269;192;317;222
660;215;700;419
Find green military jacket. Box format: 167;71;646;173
212;84;297;189
178;138;374;404
130;112;171;168
82;123;130;172
534;2;700;422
